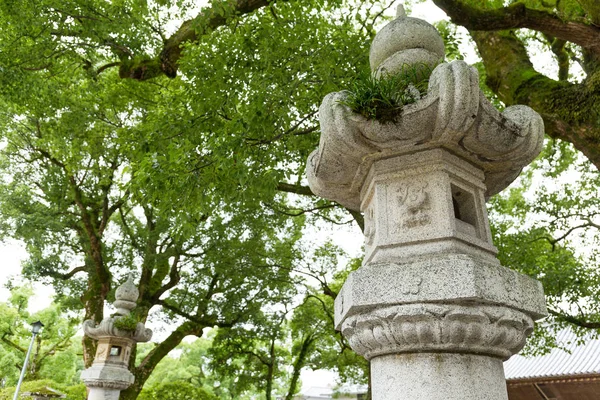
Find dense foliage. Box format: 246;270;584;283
0;1;378;397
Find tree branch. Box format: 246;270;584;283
46;266;87;280
119;0;279;80
575;0;600;26
151;254;181;301
1;335;26;353
266;203;336;217
433;0;600;55
548;308;600;329
470;30;600;170
31;139;110;292
276;182;314;196
284;334;315;400
345;207;364;232
156;299;228;328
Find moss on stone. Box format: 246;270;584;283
113;313;139;332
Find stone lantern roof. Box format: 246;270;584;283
306;5;544;211
82;275;152;342
22;387;66;399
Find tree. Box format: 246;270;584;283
138;382;215;400
6;0;595;170
0;286;80;386
205;244;369;400
0;0;381;398
286;244;368;393
0;379;86;400
137;338;214;391
136;244;367;400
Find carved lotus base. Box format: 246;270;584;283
80;363;135;390
340;303;533;360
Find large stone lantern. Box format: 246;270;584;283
306;5;547;400
80;276;152;400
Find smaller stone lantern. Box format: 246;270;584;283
80;276;152;400
22;386;65;400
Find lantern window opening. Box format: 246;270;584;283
450;183;479;239
109;346;122;357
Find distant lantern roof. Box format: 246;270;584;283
22;386;66;399
504;328;600;380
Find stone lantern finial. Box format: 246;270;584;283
369;4;445;79
396;4;405;18
114;275;138;316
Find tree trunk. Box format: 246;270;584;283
284;335;315;400
119;322;204;400
265;338;276;400
471;29;600;170
366;364;372;400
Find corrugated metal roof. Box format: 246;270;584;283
504;328;600;380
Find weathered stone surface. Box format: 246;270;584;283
87;388;121;400
80;363;134;390
113;275;139;315
361;149;497;264
370;5;445;78
335;254;547;330
340;303;533;360
83;318;153;343
372;354;509;400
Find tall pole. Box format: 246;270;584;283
12;321;43;400
12;331;37;400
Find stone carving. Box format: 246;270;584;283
83;275;152;343
369;5;444;79
113;275;138;315
95;343;108;361
341;303;533;361
79;375;134;390
83;318;153;343
306;7;544;212
83;276;152;342
396;182;430;229
503;268;521;303
398;275;421;295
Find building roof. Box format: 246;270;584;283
300;387;333;399
504;328;600;380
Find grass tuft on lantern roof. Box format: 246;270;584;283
340;62;438;123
